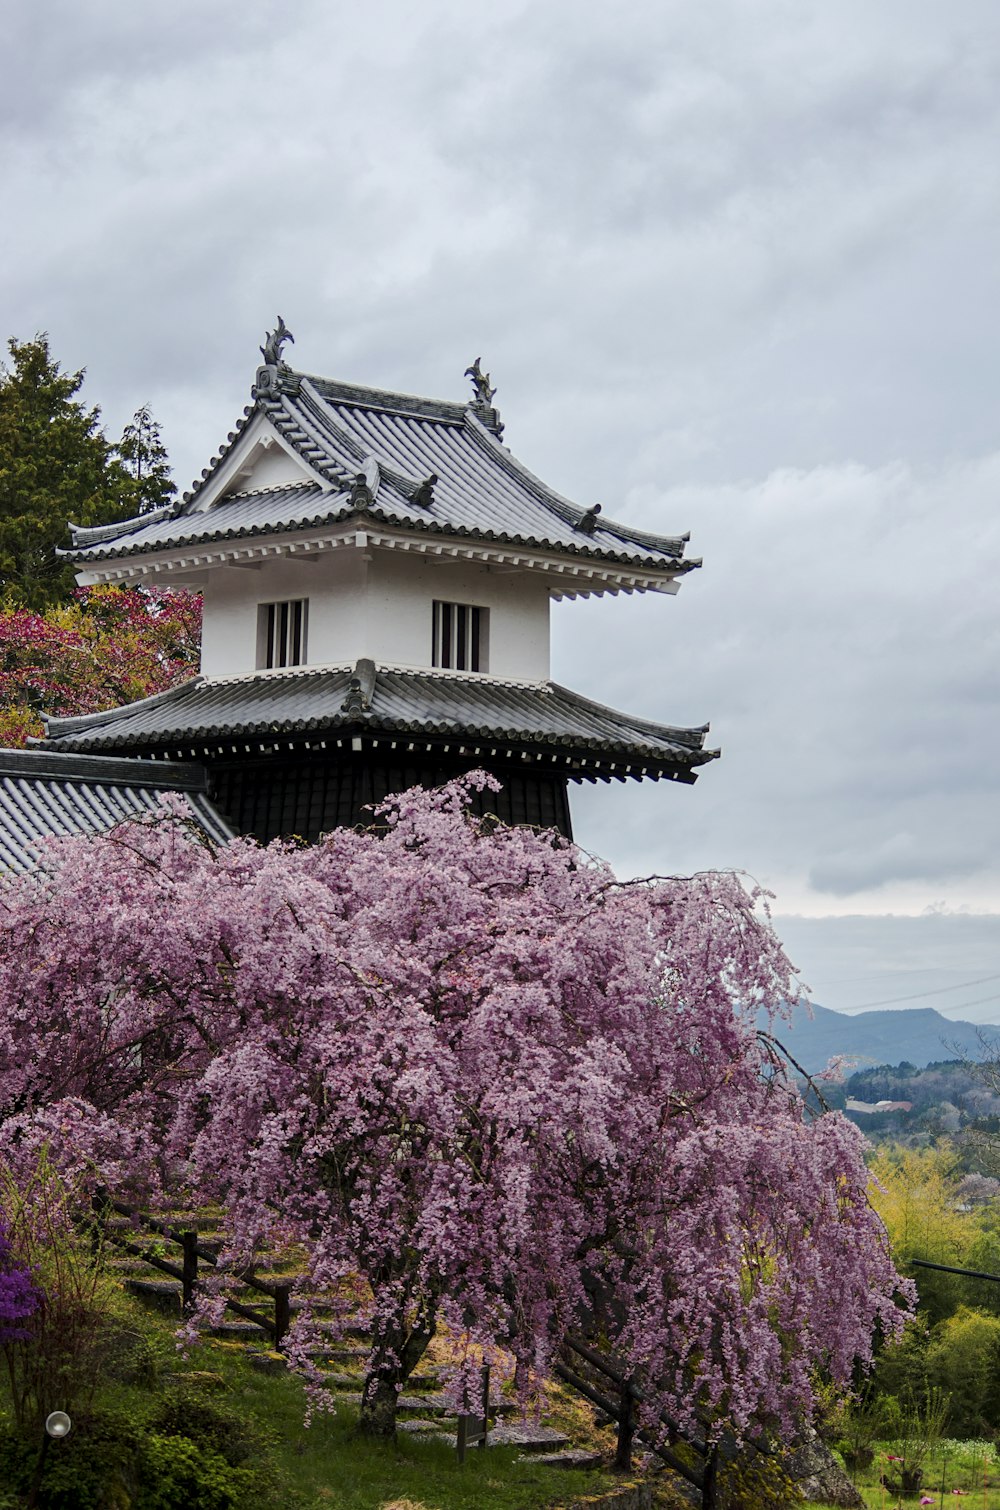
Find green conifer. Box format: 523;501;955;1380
0;335;136;607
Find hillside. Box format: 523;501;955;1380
760;1001;1000;1074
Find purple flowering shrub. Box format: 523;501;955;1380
0;776;914;1443
0;1153;119;1428
0;1216;39;1344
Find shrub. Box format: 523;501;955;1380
926;1307;1000;1436
0;1151;121;1430
138;1434;254;1510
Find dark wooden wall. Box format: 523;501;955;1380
206;752;573;844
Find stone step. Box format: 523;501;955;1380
429;1422;572;1453
124;1278;182;1316
209;1320;271;1341
310;1366;443;1394
330;1390;455;1416
488;1423;572;1453
521;1448;604;1469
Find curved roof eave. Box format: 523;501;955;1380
62;499;700;576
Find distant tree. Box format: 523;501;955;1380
868;1145;970;1324
119;403;176;514
0;584;201;746
0;336;138;608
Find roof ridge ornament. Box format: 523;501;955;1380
341;658;377;714
411;473;437;509
464;357;505;441
256;317;296;396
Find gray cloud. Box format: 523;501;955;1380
3;0;1000;943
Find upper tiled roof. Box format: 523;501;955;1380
0;749;234;874
65;364;697;577
38;663;718;783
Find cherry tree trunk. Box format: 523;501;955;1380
358;1312;436;1439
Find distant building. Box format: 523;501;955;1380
4;327;718;863
845;1098;913;1115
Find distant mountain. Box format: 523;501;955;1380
757;1002;1000;1074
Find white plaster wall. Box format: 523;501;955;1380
238;444;310;490
199;546;552;681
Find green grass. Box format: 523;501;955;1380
809;1438;1000;1509
206;1353;617;1509
0;1296;632;1510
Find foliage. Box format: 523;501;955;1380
0;778;910;1443
139;1434;255;1510
924;1308;1000;1437
0;1151;121;1430
867;1144;970;1323
0;584;201;745
879;1385;950;1496
0;337;163;609
118;405;176;515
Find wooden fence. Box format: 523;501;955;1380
92;1190;292;1345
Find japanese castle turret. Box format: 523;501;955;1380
42;324;718;842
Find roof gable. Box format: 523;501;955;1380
191;410;333;511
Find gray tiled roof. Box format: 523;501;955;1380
65;369;697;575
0;749;234;874
39;665;717;782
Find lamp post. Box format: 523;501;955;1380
27;1411;72;1507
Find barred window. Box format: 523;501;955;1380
257;598;308;669
432;601;487;672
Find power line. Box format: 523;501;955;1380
927;991;1000;1018
840;971;1000;1011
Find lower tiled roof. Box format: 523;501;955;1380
38;665;718;783
0;750;234;874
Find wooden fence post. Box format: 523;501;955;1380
274;1285;291;1347
615;1381;635;1471
702;1444;719;1510
90;1187;110;1258
457;1361;490;1462
180;1231;198;1312
479;1362;490;1451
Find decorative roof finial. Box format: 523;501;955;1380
260;317;295;369
464;357;496;407
463;357;504;441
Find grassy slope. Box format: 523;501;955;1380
0;1296;631;1510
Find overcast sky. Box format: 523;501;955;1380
2;0;998;1017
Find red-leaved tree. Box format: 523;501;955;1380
0;779;910;1442
0;584;201;746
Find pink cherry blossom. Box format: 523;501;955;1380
0;775;913;1440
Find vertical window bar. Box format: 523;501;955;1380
456;604;467;670
291;600;302;664
278;601;290;667
442;602;453;668
266;603;276;669
471;607;480;672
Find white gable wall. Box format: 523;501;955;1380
200;548;551;681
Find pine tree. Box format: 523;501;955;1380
119;403;176;514
0;336;135;609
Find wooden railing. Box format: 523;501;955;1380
555;1334;711;1489
92;1190;292;1345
